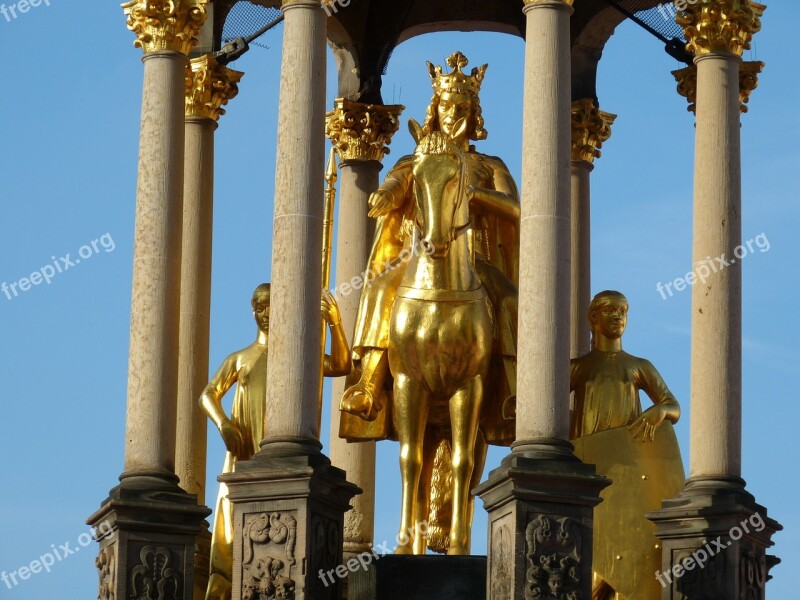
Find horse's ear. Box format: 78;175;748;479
408;118;423;144
452;117;468;142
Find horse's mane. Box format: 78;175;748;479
414;131;462;157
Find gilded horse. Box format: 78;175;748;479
389;118;494;555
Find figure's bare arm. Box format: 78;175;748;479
469;157;520;222
628;360;681;441
368;156;414;218
321;289;352;377
199;355;246;457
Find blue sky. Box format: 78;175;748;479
0;2;797;598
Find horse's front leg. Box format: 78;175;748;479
447;376;484;555
392;372;429;555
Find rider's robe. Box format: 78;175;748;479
339;151;519;445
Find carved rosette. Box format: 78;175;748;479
524;515;583;600
673;61;763;114
185;55;244;121
677;0;765;57
122;0;208;55
241;512;298;600
571;99;616;164
325;99;404;163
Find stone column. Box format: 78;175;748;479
325;99;403;561
648;3;781;598
221;4;359;600
177;54;243;600
88;3;211;600
569;99;615;358
476;3;609;599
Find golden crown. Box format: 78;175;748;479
427;51;488;97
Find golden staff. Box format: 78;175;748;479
318;147;338;426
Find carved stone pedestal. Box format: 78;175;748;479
87;476;211;600
475;443;610;600
222;443;361;600
647;476;781;600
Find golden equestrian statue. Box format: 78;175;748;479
339;52;521;555
570;290;685;600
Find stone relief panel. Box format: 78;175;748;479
96;544;115;600
129;545;182;600
524;515;583;600
241;512;298;600
489;515;513;600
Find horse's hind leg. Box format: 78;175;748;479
392;373;429;555
447;377;484;555
465;430;488;552
413;429;437;554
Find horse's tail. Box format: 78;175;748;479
427;438;453;554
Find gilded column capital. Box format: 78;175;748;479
673;61;764;114
122;0;208;55
677;0;765;57
673;66;698;114
571;99;616;164
185;55;244;122
325;99;405;163
738;60;764;113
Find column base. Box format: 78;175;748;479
646;476;781;599
87;475;212;600
475;439;611;600
222;442;361;600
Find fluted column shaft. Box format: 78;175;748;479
325;98;402;556
264;0;327;447
329;160;380;555
122;50;188;480
176;55;243;503
516;0;574;447
176;116;214;500
569;161;592;358
689;53;743;478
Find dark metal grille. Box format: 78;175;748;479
221;1;283;49
619;1;687;42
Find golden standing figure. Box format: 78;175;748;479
339;52;521;554
201;284;350;600
570;291;685;600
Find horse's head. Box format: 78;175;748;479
409;118;468;258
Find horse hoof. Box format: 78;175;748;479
341;385;378;421
394;543;414;555
447;545;468;556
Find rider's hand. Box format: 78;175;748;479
321;288;341;325
220;420;245;458
368;189;395;218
